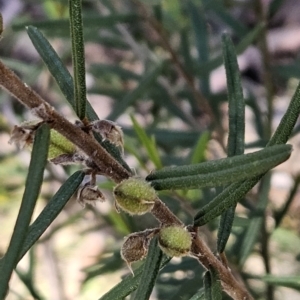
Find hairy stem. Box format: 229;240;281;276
0;60;131;183
190;227;254;300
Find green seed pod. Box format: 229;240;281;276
158;226;192;257
48;130;76;160
113;178;157;215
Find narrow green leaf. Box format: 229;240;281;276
274;175;300;227
203;0;248;37
26;25;98;121
123;127;201;150
268;0;285;18
89;63;141;81
246;96;265;139
13;14;140;34
261;275;300;291
133;238;163;300
194;178;258;227
107;62;166;120
203;268;222;300
190;131;210;164
194;77;300;226
99;256;171;300
69;0;87;119
222;34;245;157
0;124;50;299
188;289;205;300
194;23;264;77
238;174;271;266
147;144;289;181
180;28;194;74
146;145;292;183
268;81;300;146
26;25;131;172
131;115;163;169
217;205;236;252
18;171;85;261
204;271;212;300
150;148;290;191
272;64;300;80
217;33;245;253
151;83;195;126
187;0;210;95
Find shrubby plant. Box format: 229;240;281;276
0;1;300;299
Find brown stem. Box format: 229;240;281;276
0;60;131;183
151;199;183;226
190;227;254;300
0;59;253;300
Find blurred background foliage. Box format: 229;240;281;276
0;0;300;299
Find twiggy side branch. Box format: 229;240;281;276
189;226;254;300
0;59;253;299
151;200;253;299
0;60;131;183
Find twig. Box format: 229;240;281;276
0;59;253;299
0;60;131;183
190;226;254;300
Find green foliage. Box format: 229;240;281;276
1;1;300;299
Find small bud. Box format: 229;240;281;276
113;178;157;215
77;184;105;207
48;130;76;160
121;229;157;274
90;120;124;148
158;226;192;257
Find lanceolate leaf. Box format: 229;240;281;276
203;267;222;300
187;0;210;95
108;62;166;121
0;124;50;299
193;23;264;78
148;144;291;190
99;256;171;300
146;144;289;181
217;33;245;253
131;115;163;169
238;174;271;266
26;25;131;172
69;0;87;119
193;79;300;226
261;275;300;291
18;171;85;261
26;25;98;121
133;238;163;300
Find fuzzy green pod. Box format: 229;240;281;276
113;178;157;215
48;130;76;160
158;226;192;257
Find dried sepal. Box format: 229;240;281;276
90;120;124;148
113;178;157;215
121;229;158;274
77;184;105;207
158;226;192;257
8;119;43;149
49;153;86;165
